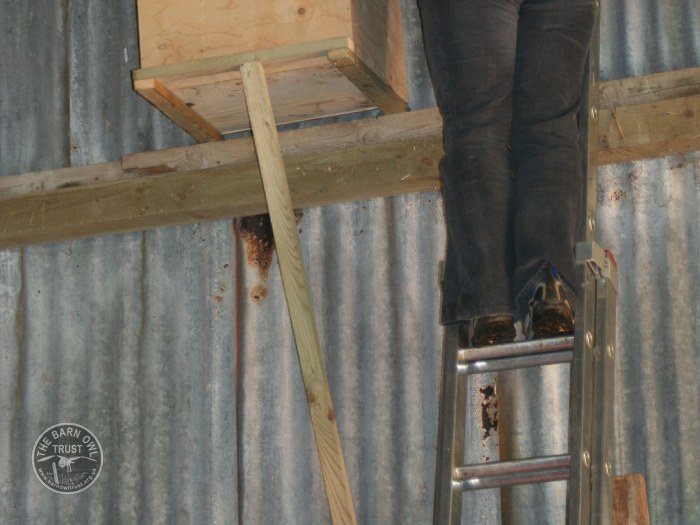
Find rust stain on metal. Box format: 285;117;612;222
610;189;626;202
479;384;498;439
212;282;227;319
294;209;304;226
239;211;305;278
250;284;268;303
239;214;275;280
239;211;304;303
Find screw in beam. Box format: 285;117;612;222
583;451;591;468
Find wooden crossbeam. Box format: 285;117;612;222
0;110;440;249
1;68;699;249
599;67;700;107
597;66;700;164
598;93;700;164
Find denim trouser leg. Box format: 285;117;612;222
419;0;521;323
510;0;596;317
418;0;595;324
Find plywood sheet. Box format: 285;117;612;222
137;0;352;68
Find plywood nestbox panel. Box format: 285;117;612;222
132;0;408;141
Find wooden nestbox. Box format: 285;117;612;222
132;0;408;142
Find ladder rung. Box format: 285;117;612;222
453;454;572;491
458;335;574;374
462;349;573;374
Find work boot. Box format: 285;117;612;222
526;270;575;339
471;314;516;347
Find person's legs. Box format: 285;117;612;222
418;0;522;325
510;0;596;320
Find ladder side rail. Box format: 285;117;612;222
590;261;618;524
569;0;601;519
577;0;601;246
433;325;468;525
567;257;598;525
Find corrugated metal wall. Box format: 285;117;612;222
598;2;700;523
1;0;698;524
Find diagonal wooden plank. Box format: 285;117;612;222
240;60;358;525
134;77;223;142
327;48;408;115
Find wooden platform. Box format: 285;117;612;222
132;38;408;142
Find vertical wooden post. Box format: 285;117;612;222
613;474;651;525
240;61;358;525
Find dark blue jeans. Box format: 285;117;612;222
418;0;596;324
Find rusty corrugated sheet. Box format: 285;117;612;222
0;0;699;524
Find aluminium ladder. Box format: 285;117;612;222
433;242;618;524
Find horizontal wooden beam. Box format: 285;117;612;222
598;92;700;164
599;66;700;108
121;102;440;174
131;37;354;84
597;66;700;164
1;68;699;248
0;110;442;249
